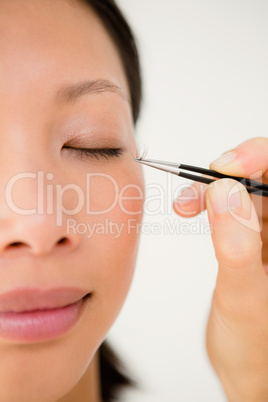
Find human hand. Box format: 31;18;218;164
173;137;268;401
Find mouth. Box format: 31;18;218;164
0;288;92;344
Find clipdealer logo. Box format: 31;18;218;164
5;171;144;226
4;169;261;233
65;217;212;238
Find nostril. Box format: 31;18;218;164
57;237;69;245
9;242;24;247
5;238;71;254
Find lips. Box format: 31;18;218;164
0;287;91;313
0;287;91;343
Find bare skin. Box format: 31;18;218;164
174;137;268;401
0;1;143;401
57;353;101;402
0;1;266;401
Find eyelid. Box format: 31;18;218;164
63;132;124;149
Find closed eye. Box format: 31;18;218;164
63;146;123;160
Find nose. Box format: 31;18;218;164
0;162;80;258
0;213;76;256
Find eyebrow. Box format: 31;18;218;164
56;78;129;104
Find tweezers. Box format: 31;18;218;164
135;158;268;197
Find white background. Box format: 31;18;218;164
108;1;268;401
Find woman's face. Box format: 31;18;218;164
0;0;143;400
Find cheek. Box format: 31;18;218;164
76;164;144;333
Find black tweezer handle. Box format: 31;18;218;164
178;164;268;197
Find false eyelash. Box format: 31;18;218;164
135;144;149;161
65;147;123;160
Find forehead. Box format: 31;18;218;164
0;0;129;101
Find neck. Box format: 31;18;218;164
58;351;101;402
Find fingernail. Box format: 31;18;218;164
175;187;196;205
211;151;236;166
206;179;242;214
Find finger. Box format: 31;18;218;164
173;181;208;217
209;137;268;177
174;137;268;219
205;178;266;302
259;219;268;267
209;137;268;222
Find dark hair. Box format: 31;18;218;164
85;0;142;124
83;0;142;400
99;341;137;401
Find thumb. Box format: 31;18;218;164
206;178;264;294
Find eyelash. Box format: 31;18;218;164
63;146;123;160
